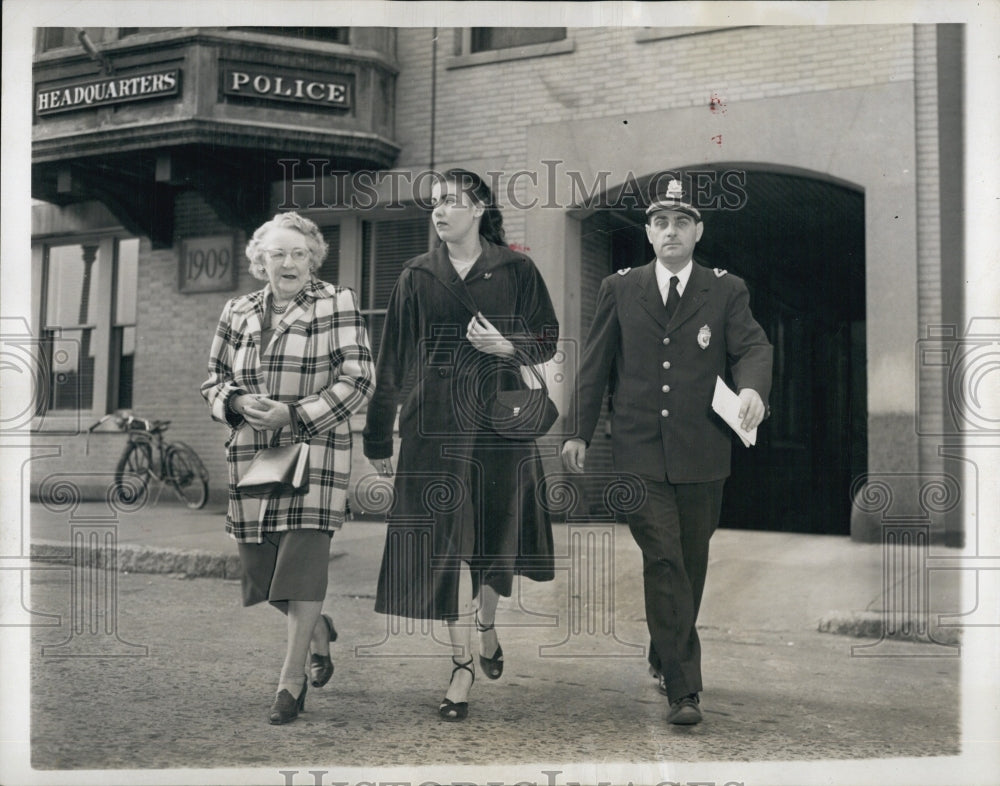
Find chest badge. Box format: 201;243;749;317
697;324;712;349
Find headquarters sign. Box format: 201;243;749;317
35;69;181;116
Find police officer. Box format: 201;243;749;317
561;180;772;725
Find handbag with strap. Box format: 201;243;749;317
236;429;310;498
448;273;558;442
485;352;559;441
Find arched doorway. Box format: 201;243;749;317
576;166;867;535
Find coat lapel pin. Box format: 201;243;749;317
484;272;492;279
697;324;711;349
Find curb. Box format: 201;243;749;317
30;540;348;580
30;540;243;579
817;611;962;646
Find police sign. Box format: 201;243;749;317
223;67;351;109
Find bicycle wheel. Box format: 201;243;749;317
165;442;209;509
114;441;152;506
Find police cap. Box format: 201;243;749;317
645;179;702;222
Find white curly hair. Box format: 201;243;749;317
245;211;329;281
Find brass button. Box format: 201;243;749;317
662;361;671;370
662;337;670;345
661;409;669;417
662;385;670;393
438;368;449;377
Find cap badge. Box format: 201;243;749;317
666;179;685;199
697;324;712;349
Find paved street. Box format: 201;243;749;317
25;518;964;777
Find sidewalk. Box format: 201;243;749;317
27;499;964;642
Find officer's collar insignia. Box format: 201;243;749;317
483;272;492;279
713;268;728;277
698;324;712;349
617;267;632;276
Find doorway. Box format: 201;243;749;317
577;167;867;535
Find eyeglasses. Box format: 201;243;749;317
264;248;311;263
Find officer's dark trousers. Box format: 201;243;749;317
625;477;725;702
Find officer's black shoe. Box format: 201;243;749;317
666;693;702;725
648;665;669;697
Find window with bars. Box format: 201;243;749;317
469;27;567;53
316;224;340;286
360;218;429;354
39;237;138;416
451;28;573;68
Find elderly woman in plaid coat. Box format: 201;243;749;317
202;211;374;725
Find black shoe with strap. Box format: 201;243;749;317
268;676;308;725
476;614;504;680
309;613;338;687
438;656;475;721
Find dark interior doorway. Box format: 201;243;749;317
577;167;867;535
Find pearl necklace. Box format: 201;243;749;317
270;300;290;315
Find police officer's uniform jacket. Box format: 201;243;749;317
572;260;772;483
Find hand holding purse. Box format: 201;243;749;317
236;429;310;498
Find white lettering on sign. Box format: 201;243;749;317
35;70;179;116
223;68;351;108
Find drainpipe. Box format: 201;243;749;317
429;27;437;172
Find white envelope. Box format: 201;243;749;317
711;376;757;447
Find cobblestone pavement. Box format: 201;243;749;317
26;556;962;780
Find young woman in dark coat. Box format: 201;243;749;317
363;169;558;721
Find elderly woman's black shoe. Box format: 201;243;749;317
268;677;307;725
309;613;338;687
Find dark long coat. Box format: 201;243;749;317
363;239;559;620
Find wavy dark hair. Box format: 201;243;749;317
439;168;507;248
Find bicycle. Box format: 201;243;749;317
88;410;210;509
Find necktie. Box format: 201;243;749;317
665;275;681;320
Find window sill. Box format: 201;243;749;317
29;413;93;436
447;38;575;70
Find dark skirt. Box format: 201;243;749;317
374;432;555;620
238;529;332;611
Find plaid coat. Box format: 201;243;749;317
201;279;375;542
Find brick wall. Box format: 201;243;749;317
132;191;250;504
913;26;944;472
395;25;915;247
